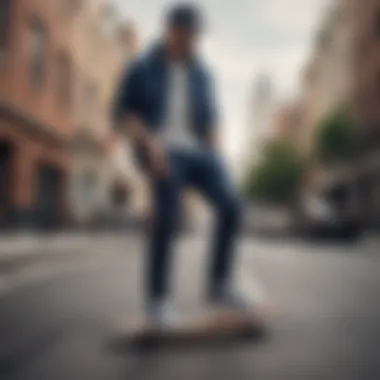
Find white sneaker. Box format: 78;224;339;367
208;288;263;315
146;300;180;330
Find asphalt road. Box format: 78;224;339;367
0;235;380;380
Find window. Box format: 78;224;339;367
111;182;129;207
375;9;380;38
57;53;72;108
74;170;96;213
27;18;47;89
83;81;98;125
117;23;137;57
100;3;118;37
86;21;100;63
61;0;82;18
81;171;96;199
0;0;11;59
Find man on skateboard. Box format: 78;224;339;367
112;3;259;328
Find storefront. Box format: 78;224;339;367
0;108;69;230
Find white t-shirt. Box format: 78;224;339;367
161;62;197;149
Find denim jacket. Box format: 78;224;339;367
111;42;218;141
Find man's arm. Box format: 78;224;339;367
112;62;144;139
202;70;220;151
203;127;220;151
111;62;169;178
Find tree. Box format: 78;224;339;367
244;140;305;204
315;106;357;164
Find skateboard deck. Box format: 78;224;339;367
113;308;269;347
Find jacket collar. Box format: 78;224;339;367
146;40;199;70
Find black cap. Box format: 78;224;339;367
166;3;203;32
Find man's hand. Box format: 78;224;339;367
119;115;170;179
203;129;220;151
144;136;170;179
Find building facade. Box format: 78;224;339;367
0;0;82;229
348;0;380;227
68;1;147;228
298;0;380;228
298;2;351;156
0;0;145;230
268;101;303;143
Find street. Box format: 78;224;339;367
0;234;380;380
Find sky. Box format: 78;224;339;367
113;0;330;165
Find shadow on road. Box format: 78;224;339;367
108;328;269;353
110;331;270;380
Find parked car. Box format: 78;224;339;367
297;196;363;240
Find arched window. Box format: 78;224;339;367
0;0;11;59
57;52;72;108
27;17;47;89
60;0;82;19
82;80;98;126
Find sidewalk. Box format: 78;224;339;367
0;232;90;258
0;230;144;259
0;232;143;296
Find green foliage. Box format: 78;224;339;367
244;141;305;204
315;106;357;164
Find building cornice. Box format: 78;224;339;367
0;102;106;155
0;102;71;149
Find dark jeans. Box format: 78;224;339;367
147;147;242;302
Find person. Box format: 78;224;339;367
112;3;256;327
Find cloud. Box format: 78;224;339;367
260;0;329;33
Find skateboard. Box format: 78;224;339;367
112;308;269;348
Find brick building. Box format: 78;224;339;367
68;4;148;228
68;1;137;226
269;102;302;143
0;0;141;230
298;0;380;228
298;2;351;156
348;0;380;227
0;0;81;229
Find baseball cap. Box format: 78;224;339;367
166;3;203;32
